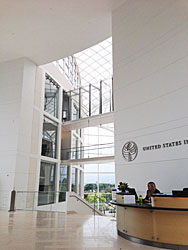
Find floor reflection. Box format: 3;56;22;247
0;210;164;250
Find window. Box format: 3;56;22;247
77;169;81;196
72;103;79;120
59;165;68;192
84;163;115;212
38;162;56;205
44;74;59;118
59;165;68;202
56;56;81;89
41;116;58;159
71;167;76;192
72;135;79;160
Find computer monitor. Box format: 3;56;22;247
172;190;188;197
125;188;138;201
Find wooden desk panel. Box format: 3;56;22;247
124;207;153;241
114;199;188;248
153;210;188;245
152;196;188;208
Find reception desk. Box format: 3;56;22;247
113;194;188;250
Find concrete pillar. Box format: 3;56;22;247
55;85;63;202
0;58;38;209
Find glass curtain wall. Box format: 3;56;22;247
59;165;69;202
44;74;59;118
77;169;81;196
83;123;115;213
38;162;56;205
84;163;115;212
55;56;81;89
83;124;114;158
71;167;76;192
72;135;78;160
71;130;83;160
41;116;58;159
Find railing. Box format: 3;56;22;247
104;202;116;217
0;191;11;210
69;193;103;216
62;79;114;122
10;191;66;212
61;142;114;160
84;193;116;216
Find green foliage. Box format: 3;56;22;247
59;178;68;191
84;183;115;193
99;183;115;193
84;184;97;192
117;182;129;192
86;193;107;204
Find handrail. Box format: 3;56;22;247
66;79;112;94
62;142;114;151
105;201;116;209
61;142;114;160
104;201;116;217
62;78;113;122
69;193;103;216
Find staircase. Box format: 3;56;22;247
67;192;103;216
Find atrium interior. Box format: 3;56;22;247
1;1;188;249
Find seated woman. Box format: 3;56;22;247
144;181;160;203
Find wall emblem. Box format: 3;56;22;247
122;141;138;161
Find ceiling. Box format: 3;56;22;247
0;0;125;65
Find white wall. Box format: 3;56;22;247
0;59;22;208
112;0;188;194
14;59;37;191
0;58;83;210
0;58;37;209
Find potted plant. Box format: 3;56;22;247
117;182;129;193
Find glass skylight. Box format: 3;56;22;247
74;37;112;86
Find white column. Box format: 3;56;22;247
0;58;37;209
55;121;62;202
55;162;60;203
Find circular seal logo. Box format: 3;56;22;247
122;141;138;162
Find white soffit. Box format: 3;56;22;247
0;0;126;65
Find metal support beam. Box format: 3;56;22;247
112;77;114;111
68;93;72;121
99;80;102;114
79;87;81;118
89;84;91;116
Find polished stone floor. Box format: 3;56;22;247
0;210;164;250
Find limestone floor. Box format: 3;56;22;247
0;210;164;250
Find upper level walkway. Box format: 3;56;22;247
62;111;114;130
62;79;114;126
61;141;114;165
61;80;114;164
61;155;115;165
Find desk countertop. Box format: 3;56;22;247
110;201;188;211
